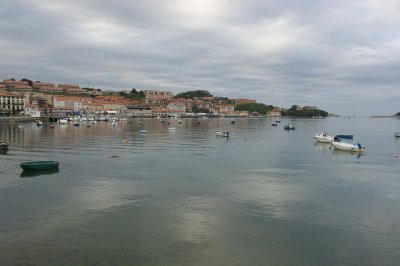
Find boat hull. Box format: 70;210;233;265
216;131;230;137
20;161;59;171
331;142;365;152
284;125;295;130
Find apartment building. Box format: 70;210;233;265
33;82;64;93
0;92;25;116
3;80;32;92
58;84;87;94
144;90;173;104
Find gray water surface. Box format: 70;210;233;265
1;117;400;265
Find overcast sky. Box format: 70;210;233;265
1;0;399;115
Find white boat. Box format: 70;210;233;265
140;129;148;133
313;132;335;143
58;119;68;124
168;127;176;131
395;132;400;137
216;130;230;137
331;141;366;152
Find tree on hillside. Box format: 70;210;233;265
235;103;274;114
174;90;213;99
119;88;145;99
21;78;33;86
281;107;328;117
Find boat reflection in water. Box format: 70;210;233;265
331;149;364;158
20;168;60;178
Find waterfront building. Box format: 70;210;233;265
269;107;282;117
119;106;153;117
218;105;235;116
23;107;41;118
0;92;25;116
53;96;83;111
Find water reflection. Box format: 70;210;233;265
20;168;60;178
332;149;364;158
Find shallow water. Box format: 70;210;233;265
1;117;400;265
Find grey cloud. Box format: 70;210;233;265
1;0;400;115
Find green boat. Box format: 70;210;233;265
20;161;59;171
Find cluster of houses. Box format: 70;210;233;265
1;79;283;118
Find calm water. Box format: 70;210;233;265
1;117;400;265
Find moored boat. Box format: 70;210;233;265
313;132;335;143
284;124;295;130
395;132;400;137
216;130;230;137
330;141;365;152
271;123;278;126
20;161;59;171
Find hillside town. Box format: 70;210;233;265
0;78;285;118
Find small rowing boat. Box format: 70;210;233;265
20;161;59;171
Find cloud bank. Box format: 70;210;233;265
1;0;400;115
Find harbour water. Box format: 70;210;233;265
0;117;400;265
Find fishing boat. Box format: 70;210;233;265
20;161;59;171
36;120;43;127
330;141;365;152
216;130;230;137
313;132;335;143
395;132;400;137
284;124;295;130
335;134;353;139
271;123;278;126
